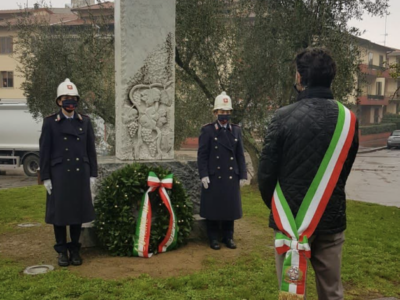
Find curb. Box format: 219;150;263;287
358;146;386;154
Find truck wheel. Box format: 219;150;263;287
23;155;39;177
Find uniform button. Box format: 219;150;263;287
216;156;220;159
79;128;82;131
77;137;80;141
76;168;80;171
67;159;70;162
218;176;221;179
215;137;218;141
215;146;218;149
230;157;234;160
235;139;238;142
230;167;233;170
67;169;70;172
76;158;80;161
64;137;67;140
229;176;232;179
65;148;69;151
217;166;221;170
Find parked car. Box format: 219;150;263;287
0;102;41;176
387;130;400;149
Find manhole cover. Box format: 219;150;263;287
24;265;54;275
17;223;41;228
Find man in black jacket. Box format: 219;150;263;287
258;48;358;300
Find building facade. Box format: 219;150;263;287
354;38;400;125
0;2;113;104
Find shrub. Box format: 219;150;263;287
359;123;396;135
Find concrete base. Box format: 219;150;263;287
188;214;207;241
80;223;98;248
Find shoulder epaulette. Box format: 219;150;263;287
46;113;61;122
201;122;213;128
45;112;58;118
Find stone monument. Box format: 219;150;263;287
81;0;203;248
115;0;175;160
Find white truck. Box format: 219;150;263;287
0;102;42;176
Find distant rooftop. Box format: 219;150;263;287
71;1;114;11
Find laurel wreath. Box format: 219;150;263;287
94;163;194;256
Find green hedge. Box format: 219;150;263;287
359;123;396;135
381;114;400;129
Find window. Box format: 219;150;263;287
379;55;384;67
0;37;13;54
0;71;13;88
376;82;382;96
368;52;373;65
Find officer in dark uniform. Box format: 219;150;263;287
197;91;247;250
39;78;98;267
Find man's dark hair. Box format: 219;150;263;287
295;47;337;88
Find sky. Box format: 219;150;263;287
1;0;399;49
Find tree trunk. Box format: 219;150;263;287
242;129;261;186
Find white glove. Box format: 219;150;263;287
43;179;52;195
90;177;97;192
201;177;210;189
240;179;247;187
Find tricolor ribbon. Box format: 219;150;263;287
133;172;178;258
272;102;356;299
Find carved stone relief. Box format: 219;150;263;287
117;34;175;160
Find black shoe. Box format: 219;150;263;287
69;250;82;266
210;240;221;250
58;252;69;267
222;239;237;249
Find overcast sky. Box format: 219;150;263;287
1;0;399;49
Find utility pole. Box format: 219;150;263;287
383;14;388;46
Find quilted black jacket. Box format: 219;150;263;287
258;87;359;235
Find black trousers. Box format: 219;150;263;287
53;224;82;253
206;220;234;241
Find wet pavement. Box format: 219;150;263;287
0;165;37;190
346;148;400;207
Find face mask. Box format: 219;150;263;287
218;114;231;122
62;99;78;112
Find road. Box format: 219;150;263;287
346;148;400;207
0;165;37;190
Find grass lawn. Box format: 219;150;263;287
0;185;399;300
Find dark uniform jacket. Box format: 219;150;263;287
197;121;247;220
39;111;98;226
258;87;359;235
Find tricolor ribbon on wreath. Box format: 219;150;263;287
272;102;356;300
133;172;178;258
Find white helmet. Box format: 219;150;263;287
56;78;80;104
213;91;233;111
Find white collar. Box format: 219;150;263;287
63;112;75;119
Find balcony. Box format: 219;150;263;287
367;94;385;100
359;64;391;78
368;64;387;72
358;95;389;106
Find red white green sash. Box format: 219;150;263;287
272;102;356;299
133;172;178;258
